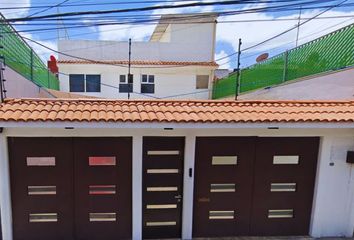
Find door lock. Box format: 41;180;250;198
175;195;182;202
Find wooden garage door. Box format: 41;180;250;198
193;137;319;237
9;137;132;240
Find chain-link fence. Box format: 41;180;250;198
213;23;354;99
0;13;59;90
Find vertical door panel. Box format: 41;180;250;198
193;137;256;237
251;137;319;235
9;137;74;240
142;137;185;239
73;137;132;240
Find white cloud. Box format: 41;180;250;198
0;0;31;18
216;7;354;56
215;50;231;70
22;32;58;62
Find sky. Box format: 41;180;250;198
1;0;354;69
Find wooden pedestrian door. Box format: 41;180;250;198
193;137;319;237
9;137;132;240
142;137;185;239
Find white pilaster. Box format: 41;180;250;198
132;135;143;240
0;134;13;240
182;134;196;240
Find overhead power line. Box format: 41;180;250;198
216;0;350;62
5;0;338;22
26;0;72;18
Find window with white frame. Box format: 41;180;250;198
196;75;209;89
141;74;155;94
119;74;133;93
69;74;101;92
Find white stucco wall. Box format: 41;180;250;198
223;67;354;100
58;22;215;62
0;125;354;239
3;65;54;98
58;64;215;99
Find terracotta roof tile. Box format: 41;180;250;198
57;60;218;67
0;98;354;124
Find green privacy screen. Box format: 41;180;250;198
213;23;354;99
0;14;59;90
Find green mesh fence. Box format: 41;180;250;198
213;23;354;99
0;14;59;90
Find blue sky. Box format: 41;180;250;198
1;0;354;69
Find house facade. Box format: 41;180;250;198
58;14;218;100
0;98;354;240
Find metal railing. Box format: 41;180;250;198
0;13;59;90
213;23;354;99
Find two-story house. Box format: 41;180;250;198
57;14;218;99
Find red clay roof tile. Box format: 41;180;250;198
0;98;354;124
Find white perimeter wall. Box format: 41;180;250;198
59;64;215;99
1;126;354;239
3;65;54;98
224;67;354;100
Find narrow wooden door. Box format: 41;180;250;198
142;137;185;239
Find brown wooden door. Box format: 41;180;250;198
9;137;75;240
193;137;319;237
73;137;132;240
250;137;319;236
142;137;185;239
9;137;132;240
193;137;256;237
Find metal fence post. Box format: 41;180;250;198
30;49;34;82
282;50;288;83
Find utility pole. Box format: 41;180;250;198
128;38;132;100
295;6;302;47
235;38;242;101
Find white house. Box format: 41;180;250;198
57;14;218;100
0;98;354;240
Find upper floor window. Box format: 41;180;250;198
86;75;101;92
196;75;209;89
141;74;155;94
69;74;85;92
119;74;133;93
69;74;101;92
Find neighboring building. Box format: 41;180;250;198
1;98;354;239
214;68;230;80
57;14;218;100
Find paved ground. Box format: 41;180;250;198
193;237;354;240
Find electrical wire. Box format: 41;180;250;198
26;0;72;18
5;0;339;22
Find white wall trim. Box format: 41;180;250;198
132;135;143;240
1;122;354;129
0;133;13;240
182;135;196;239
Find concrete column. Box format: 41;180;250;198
0;134;13;240
310;136;354;237
132;135;143;240
182;135;196;239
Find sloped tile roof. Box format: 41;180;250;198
0;98;353;123
58;60;218;67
